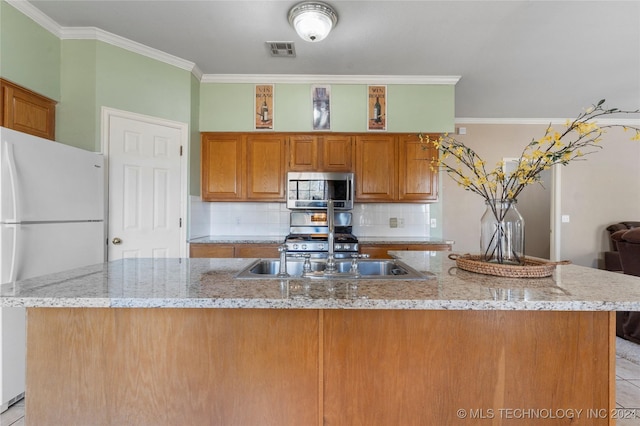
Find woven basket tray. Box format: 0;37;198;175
448;254;570;278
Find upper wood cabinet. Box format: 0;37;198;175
355;134;439;203
355;135;397;201
201;132;438;203
246;134;286;200
1;79;57;140
201;133;286;202
398;134;438;201
201;133;244;201
288;134;353;172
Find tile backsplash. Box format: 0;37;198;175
190;197;432;239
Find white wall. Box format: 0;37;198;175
442;123;640;268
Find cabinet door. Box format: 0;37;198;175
398;134;439;201
189;244;235;258
236;244;280;258
288;135;319;171
355;135;396;201
1;79;56;140
201;133;244;201
322;135;353;172
246;135;286;201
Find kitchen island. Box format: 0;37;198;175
3;252;640;425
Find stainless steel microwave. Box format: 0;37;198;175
286;172;354;210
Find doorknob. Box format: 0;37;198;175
112;237;122;245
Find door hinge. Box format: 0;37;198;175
179;145;183;156
179;217;182;227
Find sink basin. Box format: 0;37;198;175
235;258;431;280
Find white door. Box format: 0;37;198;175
104;109;188;260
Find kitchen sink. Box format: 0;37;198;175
235;258;431;280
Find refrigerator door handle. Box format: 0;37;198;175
3;142;20;222
5;224;19;283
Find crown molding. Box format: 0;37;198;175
200;74;460;85
6;0;60;35
58;27;196;72
9;1;458;86
7;0;197;74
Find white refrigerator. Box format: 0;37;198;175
0;127;105;412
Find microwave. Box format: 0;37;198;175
286;172;354;210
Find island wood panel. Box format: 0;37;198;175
323;310;614;426
26;308;320;426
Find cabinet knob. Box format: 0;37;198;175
112;237;122;245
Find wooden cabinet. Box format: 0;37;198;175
398;134;438;201
201;133;285;202
246;135;286;200
359;243;452;259
288;134;353;172
27;308;614;425
189;243;235;258
201;133;243;201
355;134;439;202
190;243;279;258
1;79;57;140
201;132;438;203
355;135;397;201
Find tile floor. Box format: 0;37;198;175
1;355;639;425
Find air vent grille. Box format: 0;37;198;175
267;42;296;57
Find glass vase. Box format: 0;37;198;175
480;199;525;265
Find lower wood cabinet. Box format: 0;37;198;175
360;243;452;259
190;243;280;258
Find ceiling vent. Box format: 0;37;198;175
266;42;296;57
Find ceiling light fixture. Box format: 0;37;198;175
288;1;338;43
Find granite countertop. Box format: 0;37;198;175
3;252;640;311
189;236;285;244
189;235;454;245
357;237;454;245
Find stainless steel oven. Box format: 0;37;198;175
286;172;354;210
284;210;359;259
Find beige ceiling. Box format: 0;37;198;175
21;0;640;119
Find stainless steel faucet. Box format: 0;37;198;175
277;244;289;277
325;199;337;273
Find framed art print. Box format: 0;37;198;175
255;84;274;130
368;85;386;130
312;85;331;130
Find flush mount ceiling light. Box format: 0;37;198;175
288;1;338;42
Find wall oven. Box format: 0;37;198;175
286;172;354;210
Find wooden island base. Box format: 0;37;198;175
26;308;615;425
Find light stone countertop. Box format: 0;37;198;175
189;235;285;244
357;236;454;245
188;236;454;246
2;252;640;310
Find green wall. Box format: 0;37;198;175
59;41;193;151
1;0;455;203
58;40;97;150
0;1;60;100
200;83;454;133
